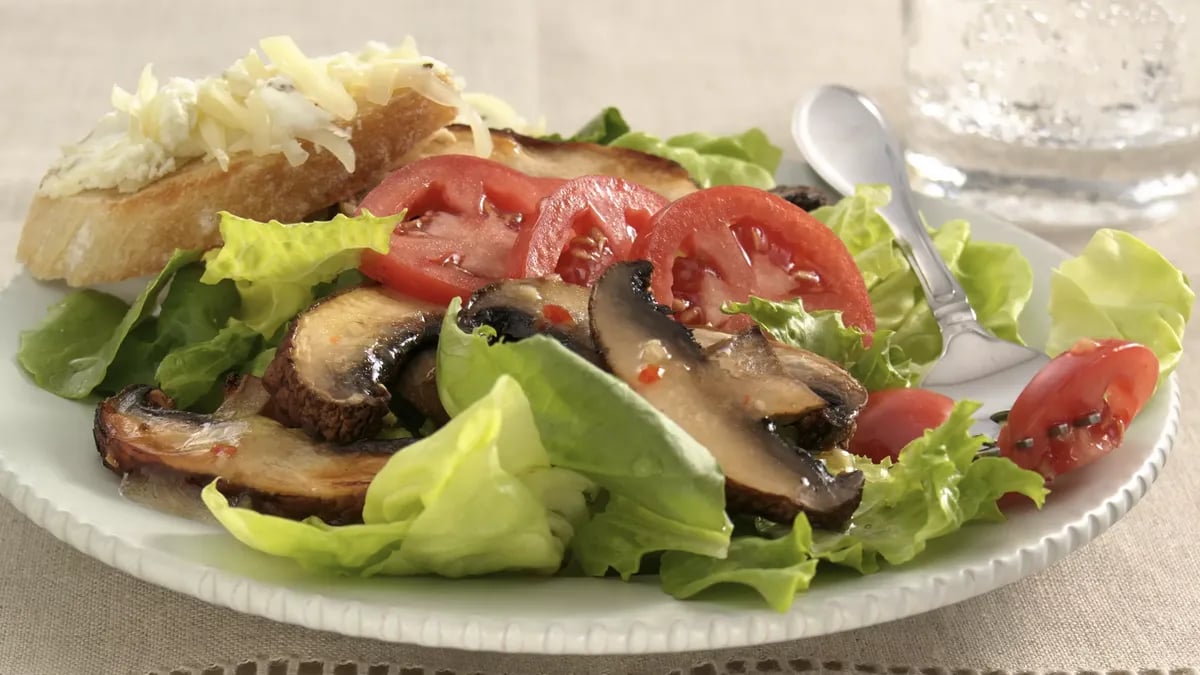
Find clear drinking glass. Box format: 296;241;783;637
902;0;1200;229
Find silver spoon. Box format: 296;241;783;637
792;85;1049;432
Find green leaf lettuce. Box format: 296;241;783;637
1047;228;1193;384
812;186;1033;367
201;210;400;336
547;106;782;189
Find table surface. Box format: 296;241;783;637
1;2;1198;674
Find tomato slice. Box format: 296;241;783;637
998;338;1159;480
507;176;668;286
848;388;955;463
357;155;564;304
630;185;875;333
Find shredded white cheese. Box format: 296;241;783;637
39;36;491;199
458;92;548;137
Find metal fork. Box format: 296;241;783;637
792;85;1050;432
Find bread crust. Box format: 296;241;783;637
407;125;700;200
18;89;457;286
20;111;701;287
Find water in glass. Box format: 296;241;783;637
903;0;1200;229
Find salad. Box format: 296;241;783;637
17;107;1194;612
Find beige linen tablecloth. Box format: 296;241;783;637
1;2;1198;673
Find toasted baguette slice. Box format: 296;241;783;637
406;125;700;200
19;90;457;286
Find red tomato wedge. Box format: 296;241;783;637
358;155;564;304
848;388;955;463
998;338;1159;480
507;176;668;286
629;186;875;332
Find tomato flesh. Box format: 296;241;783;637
998;338;1159;480
848;388;955;463
507;176;667;286
357;155;564;304
630;186;874;334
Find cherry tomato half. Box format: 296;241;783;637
998;338;1159;481
358;155;564;304
630;185;875;333
848;388;955;463
507;176;668;286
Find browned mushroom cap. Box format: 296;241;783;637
589;261;864;530
262;285;444;444
458;278;600;364
694;328;868;451
94;377;409;524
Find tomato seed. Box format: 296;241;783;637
676;306;703;324
791;269;821;284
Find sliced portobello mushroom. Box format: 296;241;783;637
94;377;410;524
589;261;864;529
459;278;600;363
699;329;829;424
263;285;444;444
693;328;868;451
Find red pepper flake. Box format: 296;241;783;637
638;364;665;385
542;304;573;325
329;335;342;345
211;444;238;458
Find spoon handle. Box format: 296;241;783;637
875;154;978;330
794;85;980;331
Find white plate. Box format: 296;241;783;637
0;194;1180;654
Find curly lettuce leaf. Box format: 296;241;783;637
812;401;1048;573
17;249;201;398
812;186;1033;366
724;296;917;390
1047;229;1193;384
204;376;593;577
201;211;399;336
436;300;732;578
